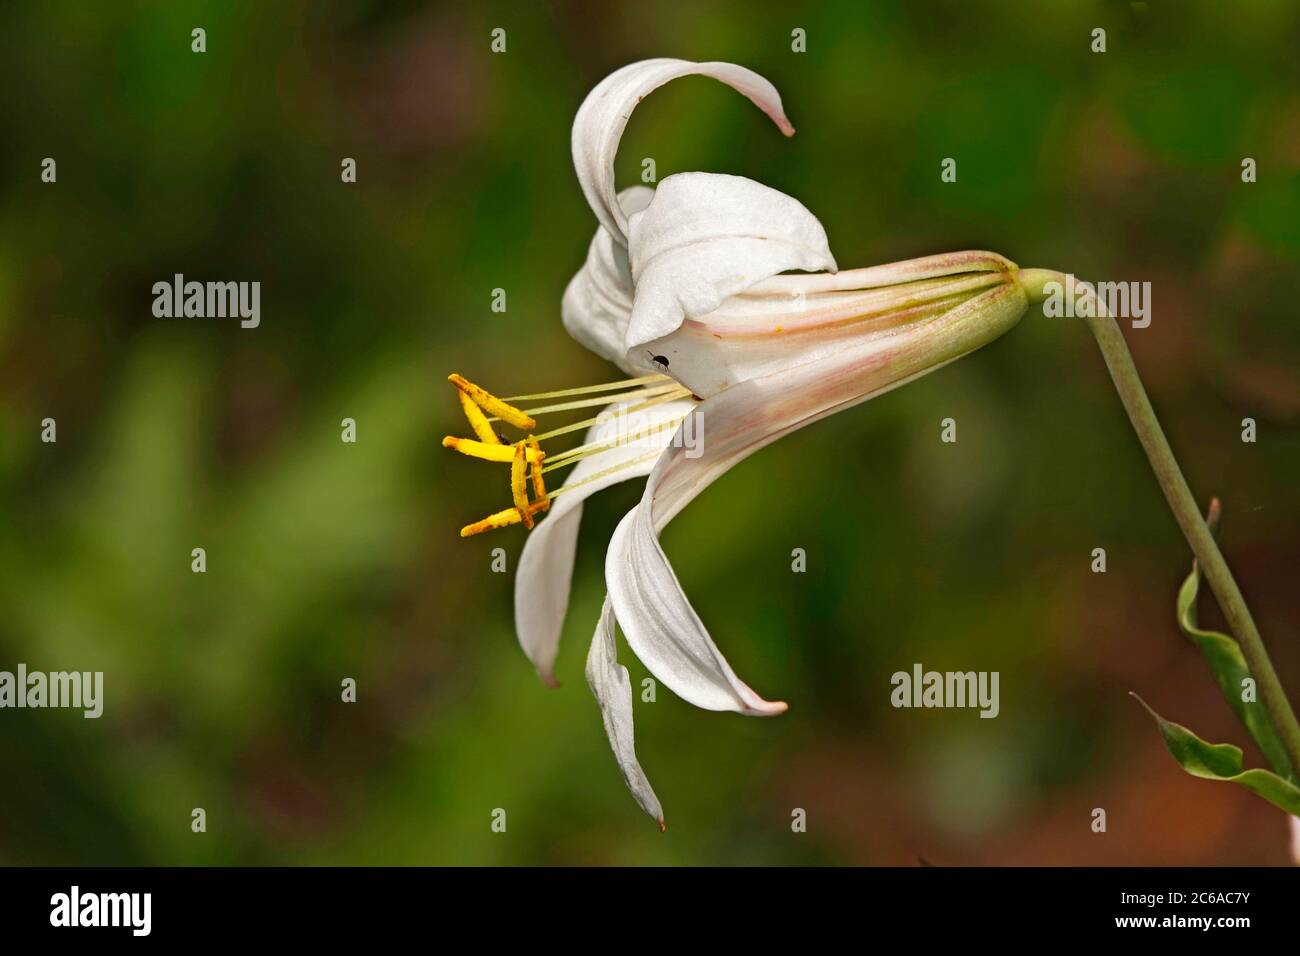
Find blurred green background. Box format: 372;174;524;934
1;0;1298;865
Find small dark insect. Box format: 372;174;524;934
652;355;670;368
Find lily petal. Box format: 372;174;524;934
585;597;664;828
624;172;836;355
606;498;788;715
648;251;1017;397
514;398;698;684
606;283;1031;713
572;58;794;247
562;186;658;374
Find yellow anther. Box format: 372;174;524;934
510;443;534;529
449;374;536;431
443;436;544;464
458;389;499;444
460;502;548;538
527;437;548;507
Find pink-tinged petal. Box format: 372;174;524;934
651;283;1030;525
743;250;1017;298
624;172;836;355
648;253;1018;397
606;283;1031;711
514;398;698;685
572;58;794;247
585;597;665;828
562;186;658;373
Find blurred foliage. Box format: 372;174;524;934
1;0;1298;864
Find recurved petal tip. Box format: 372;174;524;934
573;58;796;246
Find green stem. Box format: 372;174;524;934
1017;267;1300;774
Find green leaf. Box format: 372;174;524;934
1134;695;1300;816
1175;510;1294;780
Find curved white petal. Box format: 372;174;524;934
585;597;664;828
624;172;836;355
513;398;698;684
605;284;1031;713
572;58;794;247
606;501;788;715
562;186;658;374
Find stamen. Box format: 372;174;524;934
517;383;687;418
458;389;500;444
530;389;694;443
510;443;534;529
444;370;695;537
540;415;688;474
546;450;664;499
459;450;660;536
502;373;670;402
448;373;536;431
443;436;544;464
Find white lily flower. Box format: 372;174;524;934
442;58;1031;827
